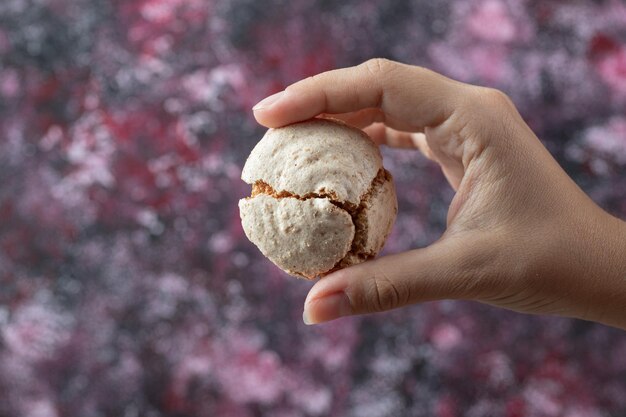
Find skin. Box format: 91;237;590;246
252;59;626;330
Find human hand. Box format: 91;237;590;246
252;59;626;330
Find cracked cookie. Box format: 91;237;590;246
239;118;397;279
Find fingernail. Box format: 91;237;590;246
302;310;313;325
302;292;352;325
253;91;285;111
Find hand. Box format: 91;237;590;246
252;59;626;330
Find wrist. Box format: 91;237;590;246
579;210;626;329
514;201;626;329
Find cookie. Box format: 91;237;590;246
239;118;397;279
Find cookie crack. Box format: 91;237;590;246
249;168;392;277
328;168;391;273
250;180;358;213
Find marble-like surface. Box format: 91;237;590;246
0;0;625;416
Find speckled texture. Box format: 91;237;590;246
239;195;355;278
351;171;398;258
1;0;625;416
242;119;382;205
240;119;397;277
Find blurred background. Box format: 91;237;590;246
1;0;625;416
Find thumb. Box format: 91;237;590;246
302;235;498;324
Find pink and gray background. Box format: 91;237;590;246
1;0;626;416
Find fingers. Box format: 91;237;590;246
324;112;431;152
361;123;460;189
322;108;386;129
253;58;462;130
302;236;499;324
361;123;438;164
363;123;431;152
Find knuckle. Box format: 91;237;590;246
289;75;317;91
474;87;514;109
459;87;520;143
308;73;325;86
364;269;407;312
363;58;394;77
287;74;324;92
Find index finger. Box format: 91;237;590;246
252;59;463;130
